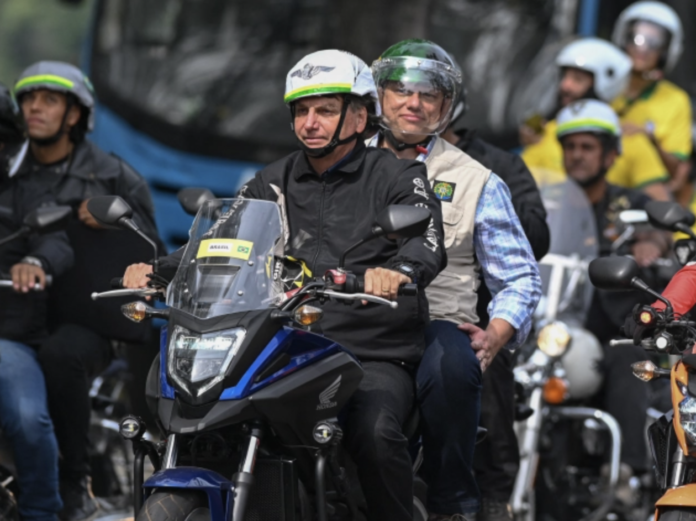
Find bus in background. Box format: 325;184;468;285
68;0;694;251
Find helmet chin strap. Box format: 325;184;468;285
383;129;432;154
575;167;609;188
296;97;359;159
31;97;74;148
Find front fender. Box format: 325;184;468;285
143;467;233;519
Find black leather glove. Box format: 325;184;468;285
621;303;657;346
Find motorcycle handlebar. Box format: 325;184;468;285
0;275;53;290
609;338;656;350
111;277;124;289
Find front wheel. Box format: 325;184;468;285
135;490;210;521
660;509;696;520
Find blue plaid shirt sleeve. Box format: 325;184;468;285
474;173;541;348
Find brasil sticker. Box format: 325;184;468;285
196;239;253;260
433;181;456;202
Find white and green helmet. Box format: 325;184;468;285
284;49;380;114
556;99;622;153
14;61;96;131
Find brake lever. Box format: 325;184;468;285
318;289;398;309
90;288;161;301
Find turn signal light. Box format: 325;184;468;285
543;377;568;404
294;305;323;326
639;311;654;325
632;360;658;381
121;301;150;323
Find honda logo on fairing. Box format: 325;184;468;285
317;375;341;410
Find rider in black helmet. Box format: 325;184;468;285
0;83;73;521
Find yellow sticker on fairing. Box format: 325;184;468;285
196;239;253;260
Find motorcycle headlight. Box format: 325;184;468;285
678;391;696;451
167;325;246;398
537;322;571;358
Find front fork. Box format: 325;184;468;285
511;387;543;518
232;426;263;521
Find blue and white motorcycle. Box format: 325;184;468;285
88;192;430;521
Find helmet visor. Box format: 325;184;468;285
373;56;461;136
625;21;669;53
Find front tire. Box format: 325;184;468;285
660;509;696;520
135;490;210;521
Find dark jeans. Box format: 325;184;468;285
0;339;62;521
417;320;482;515
599;342;648;471
39;324;113;482
343;361;415;521
473;349;519;501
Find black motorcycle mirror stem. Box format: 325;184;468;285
589;256;673;316
87;196;160;273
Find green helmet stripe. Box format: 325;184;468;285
556;118;619;137
284;83;352;103
15;74;75;92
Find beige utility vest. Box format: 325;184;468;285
424;137;491;325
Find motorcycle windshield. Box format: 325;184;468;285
538;180;598;323
167;199;285;319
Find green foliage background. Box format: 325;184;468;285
0;0;94;88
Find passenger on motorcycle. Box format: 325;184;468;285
521;37;670;202
12;61;162;520
370;39;542;520
442;88;550;520
0;83;73;521
611;1;692;201
557;99;671;484
123;49;446;520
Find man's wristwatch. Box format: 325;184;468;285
20;256;44;269
394;263;417;283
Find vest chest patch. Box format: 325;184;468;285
433;181;456;202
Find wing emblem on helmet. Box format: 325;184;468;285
291;63;336;80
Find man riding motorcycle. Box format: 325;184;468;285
557;99;671;487
12;61;162;520
370;39;541;520
521;37;670;202
611;1;692;199
0;83;73;521
442;91;549;520
123;49;446;520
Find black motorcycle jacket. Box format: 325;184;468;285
161;142;446;363
14;139;163;341
0;178;73;345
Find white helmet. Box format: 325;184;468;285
560;326;604;400
284;49;379;113
612;1;683;72
556;99;622;153
556;38;632;102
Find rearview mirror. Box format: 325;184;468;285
675;239;696;266
645;201;695;234
87;196;160;273
23;206;72;234
87;196;134;228
372;205;431;239
177;188;215;217
588;256;640;291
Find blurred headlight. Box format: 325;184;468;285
168;325;246;398
537;322;571;358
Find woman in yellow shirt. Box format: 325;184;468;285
611;1;692;202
